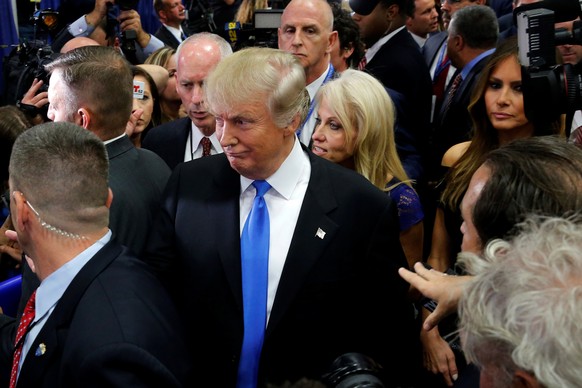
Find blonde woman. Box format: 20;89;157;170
312;69;424;268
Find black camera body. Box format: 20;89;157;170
106;0;141;63
516;0;582;135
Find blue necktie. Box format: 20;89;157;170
237;180;271;388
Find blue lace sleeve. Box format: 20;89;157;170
388;183;424;231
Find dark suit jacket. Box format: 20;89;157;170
7;239;192;387
365;28;433;187
428;54;493;176
107;135;171;256
144;149;420;387
10;136;173;360
422;31;448;69
142;117;191;170
154;25;181;49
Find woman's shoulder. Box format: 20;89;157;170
442;141;471;168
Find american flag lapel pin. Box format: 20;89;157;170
35;343;46;356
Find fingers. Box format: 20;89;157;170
5;229;17;242
423;303;446;331
0;244;22;262
126;108;143;136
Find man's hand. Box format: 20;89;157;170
20;78;49;125
86;0;112;27
399;262;470;330
119;9;150;48
126;108;144;137
0;225;22;263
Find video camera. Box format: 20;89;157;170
2;8;59;112
516;0;582;135
226;9;283;51
106;0;141;63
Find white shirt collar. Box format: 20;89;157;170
241;137;306;200
366;26;406;63
306;63;331;101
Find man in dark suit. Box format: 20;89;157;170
2;121;191;387
45;46;171;256
428;5;498;175
350;0;432;189
153;0;190;49
145;47;420;387
142;32;232;169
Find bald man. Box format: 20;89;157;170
278;0;338;146
60;36;100;53
141;32;233;169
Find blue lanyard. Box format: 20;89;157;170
434;43;450;79
297;64;335;139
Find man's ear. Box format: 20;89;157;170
513;369;543;388
326;31;338;55
77;108;91;129
11;191;30;233
158;9;168;24
105;188;113;209
284;114;301;137
387;3;400;21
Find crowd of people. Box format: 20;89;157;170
1;0;582;387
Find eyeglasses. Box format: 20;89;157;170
24;196;86;240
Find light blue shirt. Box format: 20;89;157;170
67;16;163;56
17;231;112;378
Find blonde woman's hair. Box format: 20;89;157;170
316;69;411;190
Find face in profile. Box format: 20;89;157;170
484;55;534;138
132;75;154;134
47;70;75;123
311;96;355;167
460;164;489;254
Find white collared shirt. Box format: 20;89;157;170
164;24;186;43
239;138;311;322
184;122;223;161
365;26;406;64
299;63;332;146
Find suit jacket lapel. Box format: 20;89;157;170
210;156;245;311
266;152;339;335
17;241;122;387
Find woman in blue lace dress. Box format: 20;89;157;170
311;69;424;269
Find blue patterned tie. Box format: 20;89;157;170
237;180;271;388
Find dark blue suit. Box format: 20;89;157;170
3;240;192;388
365;28;433;186
142;117;191;170
144;148;421;387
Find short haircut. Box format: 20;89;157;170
205;47;309;129
153;0;165;14
449;5;498;49
458;215;582;388
472;136;582;245
45;46;133;139
9;121;110;230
